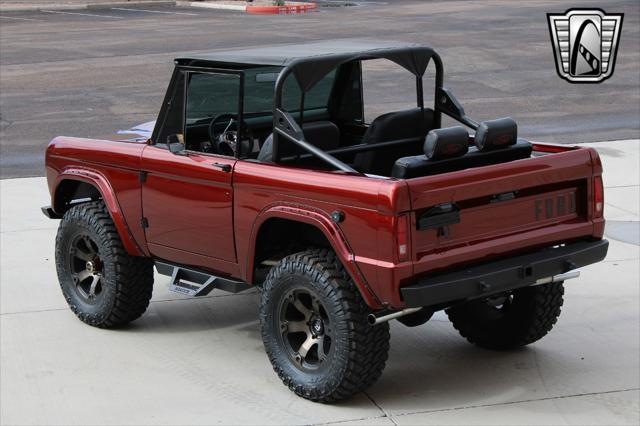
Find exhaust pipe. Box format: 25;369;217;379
367;307;422;326
368;271;580;326
534;270;580;286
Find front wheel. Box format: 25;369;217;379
55;201;154;328
259;249;390;403
446;282;565;350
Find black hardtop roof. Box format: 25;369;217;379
177;39;433;67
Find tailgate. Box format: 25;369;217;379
405;147;598;275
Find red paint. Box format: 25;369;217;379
141;146;238;262
46;137;147;257
45;136;606;309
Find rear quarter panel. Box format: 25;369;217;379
233;161;409;308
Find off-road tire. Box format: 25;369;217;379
259;249;390;403
446;282;564;350
55;200;154;328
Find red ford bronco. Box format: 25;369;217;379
43;40;608;402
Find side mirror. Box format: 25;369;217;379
167;134;186;156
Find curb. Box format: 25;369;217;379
184;1;317;14
0;1;316;14
0;1;175;12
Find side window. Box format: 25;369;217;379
361;59;417;124
184;72;241;151
186;73;240;124
333;62;364;123
155;70;185;146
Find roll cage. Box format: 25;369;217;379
270;47;483;174
154;40;482;173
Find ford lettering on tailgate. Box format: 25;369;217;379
535;192;576;220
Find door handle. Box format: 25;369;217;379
212;162;232;172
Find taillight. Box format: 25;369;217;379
594;175;604;218
396;214;410;262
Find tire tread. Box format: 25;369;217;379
447;283;564;350
55;201;154;328
259;248;390;403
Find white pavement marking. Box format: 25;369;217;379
110;7;199;16
0;15;43;21
187;2;247;11
40;9;122;19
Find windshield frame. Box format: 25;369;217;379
179;65;246;158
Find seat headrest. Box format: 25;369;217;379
363;108;434;144
423;126;469;160
302;121;340;151
474;117;517;151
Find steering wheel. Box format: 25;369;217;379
207;114;253;157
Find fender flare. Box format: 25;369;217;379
246;203;382;308
53;167;146;256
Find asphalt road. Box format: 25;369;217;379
0;0;639;178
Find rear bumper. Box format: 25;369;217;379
401;239;609;308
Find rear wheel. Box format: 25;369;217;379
55;201;154;328
446;283;564;350
259;249;390;402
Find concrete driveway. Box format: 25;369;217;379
1;140;638;425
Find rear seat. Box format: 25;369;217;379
391;140;533;179
391;117;532;179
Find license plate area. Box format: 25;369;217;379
413;180;587;253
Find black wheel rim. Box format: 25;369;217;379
278;287;333;371
68;233;104;304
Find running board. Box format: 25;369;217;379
155;261;250;297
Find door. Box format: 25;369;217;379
141;68;243;264
141;147;237;262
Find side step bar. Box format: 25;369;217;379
155;261;250;297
